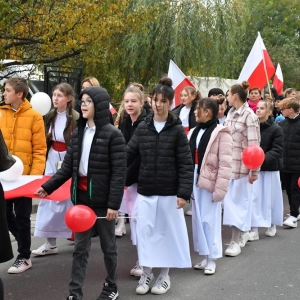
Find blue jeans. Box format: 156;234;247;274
69;190;118;299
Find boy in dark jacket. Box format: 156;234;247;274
35;87;126;300
278;98;300;228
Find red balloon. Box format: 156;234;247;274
242;145;265;170
65;205;96;232
298;177;300;188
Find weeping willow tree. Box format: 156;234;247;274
117;0;246;88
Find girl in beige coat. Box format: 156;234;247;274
188;97;233;275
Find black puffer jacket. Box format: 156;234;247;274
172;101;198;130
259;116;283;171
279;114;300;173
119;108;148;186
126;111;194;200
42;87;126;210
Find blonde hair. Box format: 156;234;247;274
279;97;300;111
82;76;100;87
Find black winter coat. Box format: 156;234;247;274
172;101;198;130
279;114;300;173
259;116;283;171
119;108;148;186
42;87;126;210
126;111;194;200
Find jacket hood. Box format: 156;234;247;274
79;87;111;127
0;99;32;113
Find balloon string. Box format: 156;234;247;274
96;216;144;219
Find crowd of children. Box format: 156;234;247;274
0;76;299;300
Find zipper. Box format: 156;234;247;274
72;176;77;204
154;132;159;194
89;177;92;199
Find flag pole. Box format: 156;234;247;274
258;32;272;97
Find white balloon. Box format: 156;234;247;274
30;92;51;116
0;155;24;181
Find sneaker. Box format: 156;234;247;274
96;283;118;300
8;258;32;274
224;241;241;257
194;258;207;270
239;231;250;248
265;225;276;237
283;215;297;228
130;261;143;277
248;231;259;241
151;275;171;295
185;209;192;216
136;272;154;295
32;242;58;256
66;296;79;300
204;259;216;275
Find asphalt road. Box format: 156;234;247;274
1;191;300;300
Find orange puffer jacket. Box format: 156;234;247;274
0;99;47;175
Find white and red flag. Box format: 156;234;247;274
238;32;275;90
273;63;284;95
168;60;195;108
109;103;117;115
2;175;71;201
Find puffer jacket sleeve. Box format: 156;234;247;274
107;131;126;210
213;131;233;202
176;126;194;200
30;113;47;175
263;125;283;168
41;136;74;195
126;127;140;166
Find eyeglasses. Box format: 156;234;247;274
79;99;93;106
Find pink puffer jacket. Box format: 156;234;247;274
188;125;233;202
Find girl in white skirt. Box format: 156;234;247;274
118;86;148;275
223;81;260;256
32;83;79;256
249;100;283;239
126;77;194;295
188;97;233;275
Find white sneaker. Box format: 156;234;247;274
151;275;171;295
136;272;154;295
185;209;192;216
8;258;32;274
204;259;216;275
283;215;297;228
115;217;126;237
265;225;276;237
248;231;259;241
32;242;58;256
224;241;241;257
130;261;143;277
194;258;207;270
239;231;250;248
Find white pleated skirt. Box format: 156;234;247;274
193;170;222;259
252;171;283;227
34;147;72;238
118;191;128;215
132;194;192;268
223;175;253;231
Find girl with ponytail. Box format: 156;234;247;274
222;81;260;257
188;97;233;275
32;83;79;256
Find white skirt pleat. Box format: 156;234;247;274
132;194;192;268
34;147;72;238
118;191;128;214
223;175;253;231
252;171;283;227
192;170;222;259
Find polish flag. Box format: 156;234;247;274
2;175;71;201
110;103;117;115
168;60;195;109
273;63;284;95
238;32;275;90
